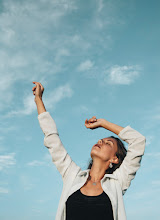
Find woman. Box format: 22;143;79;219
32;81;146;220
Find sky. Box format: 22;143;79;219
0;0;160;219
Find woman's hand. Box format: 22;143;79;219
32;81;44;102
85;116;104;130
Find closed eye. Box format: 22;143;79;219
104;140;114;146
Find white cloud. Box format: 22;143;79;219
0;187;9;194
45;83;74;110
43;152;52;161
0;153;16;171
71;34;91;50
0;136;4;141
97;0;104;12
26;152;54;167
106;65;141;85
73;105;89;114
0;0;77;113
55;48;70;62
125;185;160;200
151;180;160;186
77;60;94;72
35;199;46;204
3;83;73;118
0;181;9;194
145;135;154;146
2;94;36;118
27;160;47;167
0;0;132;115
145;152;160;158
0;124;18;133
93;0;126;30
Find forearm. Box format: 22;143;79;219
101;119;124;135
35;96;46;115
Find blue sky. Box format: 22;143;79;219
0;0;160;219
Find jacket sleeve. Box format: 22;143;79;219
37;111;81;182
113;125;146;195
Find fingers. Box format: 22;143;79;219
88;117;97;123
32;81;40;87
85;116;97;123
32;82;40;92
32;81;44;92
85;119;90;128
32;82;40;96
85;117;97;129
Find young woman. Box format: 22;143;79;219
32;81;146;220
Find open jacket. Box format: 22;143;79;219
37;111;146;220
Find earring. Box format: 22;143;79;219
109;162;113;168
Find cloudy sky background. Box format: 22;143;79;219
0;0;160;219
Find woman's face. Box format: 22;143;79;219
91;137;118;162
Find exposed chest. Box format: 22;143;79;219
80;180;103;196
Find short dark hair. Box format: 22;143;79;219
87;136;127;174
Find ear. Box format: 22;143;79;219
112;156;119;165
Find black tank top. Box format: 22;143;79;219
66;189;114;220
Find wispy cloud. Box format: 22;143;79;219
145;152;160;158
97;0;104;12
151;180;160;186
0;0;77;113
0;0;129;116
19;175;35;191
26;160;49;167
125;184;160;200
105;65;141;85
0;181;9;194
72;105;90;116
145;135;154;146
54;48;70;62
44;83;74;111
0;187;9;194
26;152;54;167
77;60;94;72
0;153;16;171
3;83;73;118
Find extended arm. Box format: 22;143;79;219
102;120;146;195
85;116;146;195
33;82;81;182
101;119;124;135
85;117;124;135
37;111;81;182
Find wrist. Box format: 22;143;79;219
98;119;107;127
35;96;42;103
101;119;109;128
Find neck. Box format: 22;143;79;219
89;160;107;182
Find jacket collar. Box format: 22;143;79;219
78;169;118;180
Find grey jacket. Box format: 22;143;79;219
38;111;146;220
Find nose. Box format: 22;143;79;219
98;139;103;144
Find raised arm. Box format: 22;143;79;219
113;125;146;195
33;82;81;182
85;117;124;135
85;117;146;195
